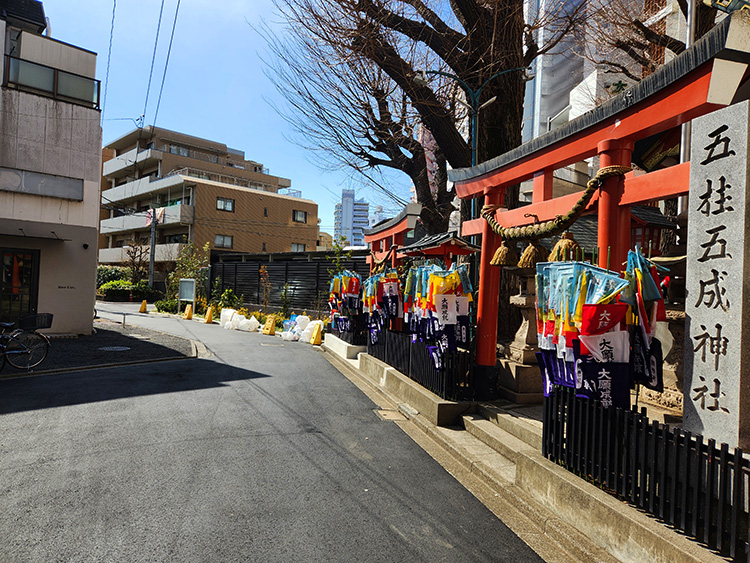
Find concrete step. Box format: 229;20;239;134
477;401;543;450
462;414;535;464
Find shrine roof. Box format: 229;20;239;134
449;11;749;185
399;231;479;254
363;203;422;237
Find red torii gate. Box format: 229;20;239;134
449;12;750;378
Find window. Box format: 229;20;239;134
291;243;306;252
215;234;233;249
165;233;188;244
262;242;267;252
216;197;235;212
169;145;189;156
264;207;268;217
292;210;307;223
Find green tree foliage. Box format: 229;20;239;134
327;236;352;278
166;242;211;299
96;265;130;289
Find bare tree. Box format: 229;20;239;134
124;238;150;284
264;0;587;222
578;0;717;85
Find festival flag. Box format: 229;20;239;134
580;303;628;335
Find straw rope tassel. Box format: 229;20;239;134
490;239;518;266
548;231;581;262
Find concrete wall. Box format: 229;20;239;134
0;90;101;227
19;31;96;78
0;82;101;334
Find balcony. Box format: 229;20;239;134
100;204;194;236
4;55;100;109
102;174;188;205
103;147;163;179
99;243;186;264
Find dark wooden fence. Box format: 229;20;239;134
544;385;750;561
211;255;369;312
366;328;473;401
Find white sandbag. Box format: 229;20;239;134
220;308;236;327
300;320;323;343
230;314;246;330
238;319;255;332
295;315;311;331
246;315;261;332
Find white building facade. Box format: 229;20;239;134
333;188;369;246
0;0;101;334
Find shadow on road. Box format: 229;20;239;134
0;358;269;414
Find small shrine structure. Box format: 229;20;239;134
447;11;750;438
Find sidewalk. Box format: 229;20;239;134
0;318;196;378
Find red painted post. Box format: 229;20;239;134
475;190;504;368
597;140;633;272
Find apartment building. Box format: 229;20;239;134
333;188;369;247
99;127;318;284
0;0;101;333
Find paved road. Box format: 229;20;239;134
1;304;544;562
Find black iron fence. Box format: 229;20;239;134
211;255;369;312
544;386;750;561
332;313;367;346
366;328;473;401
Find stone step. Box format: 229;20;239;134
476;401;544;450
462;414;535;464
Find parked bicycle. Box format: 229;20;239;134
0;313;53;371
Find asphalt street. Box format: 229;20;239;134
0;303;544;562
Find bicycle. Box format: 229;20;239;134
0;313;53;371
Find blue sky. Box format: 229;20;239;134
41;0;409;233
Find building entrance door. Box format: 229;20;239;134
0;249;40;323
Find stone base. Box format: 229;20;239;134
508;343;538;365
496;358;544;404
358;353;475;426
321;333;366;360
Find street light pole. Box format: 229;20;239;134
420;66;527;167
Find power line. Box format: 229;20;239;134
141;0;166;125
102;0;116;115
152;0;181;128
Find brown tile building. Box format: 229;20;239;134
99;127;318;277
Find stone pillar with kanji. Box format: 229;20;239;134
684;100;750;450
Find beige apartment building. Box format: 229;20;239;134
0;0;101;334
99;127;318;285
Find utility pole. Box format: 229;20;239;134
148;208;158;288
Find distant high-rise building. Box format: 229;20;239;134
369;205;386;228
334;189;369;246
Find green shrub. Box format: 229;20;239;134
98;279;133;300
131;281;163;302
218;288;242;310
97;265;130;288
98;280;162;301
154;299;178;313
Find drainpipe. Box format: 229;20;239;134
678;0;697;219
